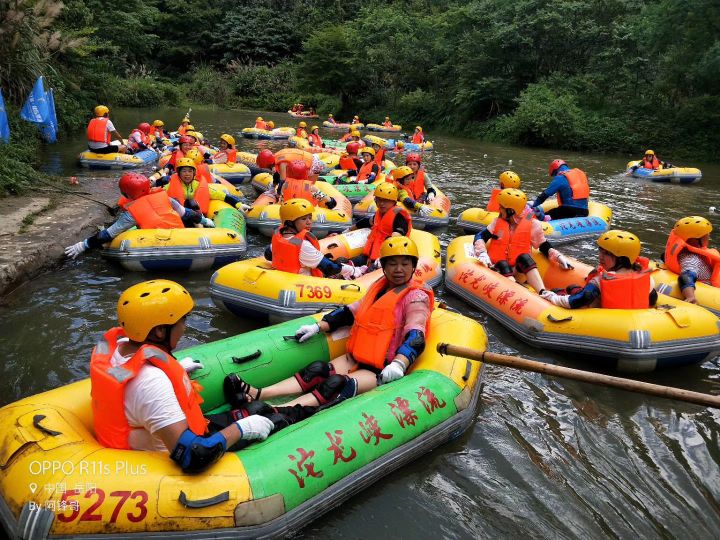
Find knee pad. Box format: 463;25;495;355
294;361;335;392
514;253;537;274
171;430;226;474
312;374;356;405
185;199;200;211
494;260;513;277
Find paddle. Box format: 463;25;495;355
437;343;720;409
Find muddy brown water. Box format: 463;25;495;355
1;108;719;538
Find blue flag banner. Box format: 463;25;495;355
20;76;58;143
0;89;9;143
41;88;58;143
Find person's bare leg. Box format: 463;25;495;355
523;268;546;293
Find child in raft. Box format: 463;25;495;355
541;230;658;309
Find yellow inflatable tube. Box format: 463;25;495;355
650;261;720;315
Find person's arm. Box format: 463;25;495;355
392;213;410;235
533;177;563;207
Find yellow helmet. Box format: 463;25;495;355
186;125;195;131
597;230;641;263
152;119;164;127
185;131;199;141
353;115;359;120
257;116;263;121
497;188;527;214
379;236;419;262
176;157;197;171
117;280;193;342
673;216;712;240
311;125;319;132
396;141;405;148
499;170;521;189
351;130;361;138
94;105;109;116
193;131;203;142
360;146;376;157
328;114;334;118
298;121;307;128
374;182;398;201
220;133;236;146
181;117;191;123
385;116;390;120
644;149;655;156
415;126;422;131
391;166;414;181
185;148;203;164
280;198;314;223
267;120;275;129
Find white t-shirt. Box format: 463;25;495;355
88;119;117;149
299;239;324;275
111;339;186;451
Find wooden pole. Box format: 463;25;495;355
437;343;720;409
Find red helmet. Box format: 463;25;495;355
405;153;422;165
138;122;151;134
179;135;194;145
119;173;150;200
548;159;567;176
346;142;360;154
256;149;275;169
287;160;308;180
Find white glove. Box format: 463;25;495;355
236;415;274;440
178;357;204;373
201;217;215;228
312;190;327;201
556;254;574;270
476;251;492;267
541;289;571;308
380;359;406;384
295;323;321;343
426;192;436;202
64;240;88;259
341;263;366;280
237;203;253;212
418;205;432;217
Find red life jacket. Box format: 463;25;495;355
87;118;111;144
374;148;385;167
411;132;424;144
167;175;211;215
281;178;317;205
598;270;651;309
308;133;323;146
406;169;426;200
486;213;534;266
363;206;413;260
120;191;184;229
346;277;434;369
641;156;661;170
339;154;360;171
271;228;323;277
255;121;268;130
177;126;188;135
486;188;502;212
557;168;590;206
168;149;185;168
357;161;378;182
90;327;207;450
128;129;150;151
664;230;720;287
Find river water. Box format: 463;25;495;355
1;108;719;538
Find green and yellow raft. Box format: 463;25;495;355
0;310;486;538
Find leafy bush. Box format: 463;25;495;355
0;110;46;196
101;76;183;108
185;65;233;108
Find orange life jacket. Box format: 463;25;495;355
275;149;314;170
87;117;111;144
346;278;434;369
255;121;268;130
167;174;211;215
641;156;661;170
89;327;207;450
297;128;308;139
281;177;317;205
487;213;534;266
664;230;720;286
363;206;413;259
383;121;393;127
120;191;184;229
357;161;378;182
340;133;353;142
168;149;185;168
374;148;385;167
486;188;502;212
339;154;360;171
597;270;651;309
128;129;150;151
406;169;426;200
557;168;590;206
308;133;323;147
178;126;188;135
411;132;424;144
271;228;323;277
213;148;237;164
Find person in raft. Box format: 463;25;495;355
264;198;364;279
355;147;380;183
383;116;393;128
87;105;126;154
486;171;521;211
297;121;308;139
351;115;361;125
411;126;424;144
162;157;245;213
391;166;434;217
531;159;590;220
337;142;363;178
208;134;237;164
126;122;157;154
91;279;320;473
255;116;268;130
64;173;213;259
177;117;191;135
664;216;720;304
404;153;436;203
230;236;433;408
308;125;325;148
339;126;354;142
150;119;170;140
327;113;337;125
473;188;574;293
630;149;674;172
541;230;658;309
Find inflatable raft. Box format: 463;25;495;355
319;173;383;203
366;123;402;133
626;161;702;184
102;199;246;271
353;185;451;230
457;200;612;243
386;138;433;152
288;110;319;119
249;153;341;195
0;310;485;539
207;162;252;184
322;121;364;130
651;261;720;316
246;183;353;238
210;228;442;321
445;235;720;372
241;127;295;140
78;148;158;170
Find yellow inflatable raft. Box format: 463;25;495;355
651;261;720;315
445;235;720;372
457;200;612;243
366;123;402;132
0;309;485;538
249;152;341;195
210;228;442;321
78;149;158;170
353;185;451;230
241;127;295;140
246;183;353;238
626;161;702;184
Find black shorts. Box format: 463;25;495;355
88;144;120;154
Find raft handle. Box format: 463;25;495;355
232;350;262;363
33;415;61;437
179;490;229;509
340;283;361;291
449;254;456;263
547;314;573;323
462;360;472;381
327;243;340;249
